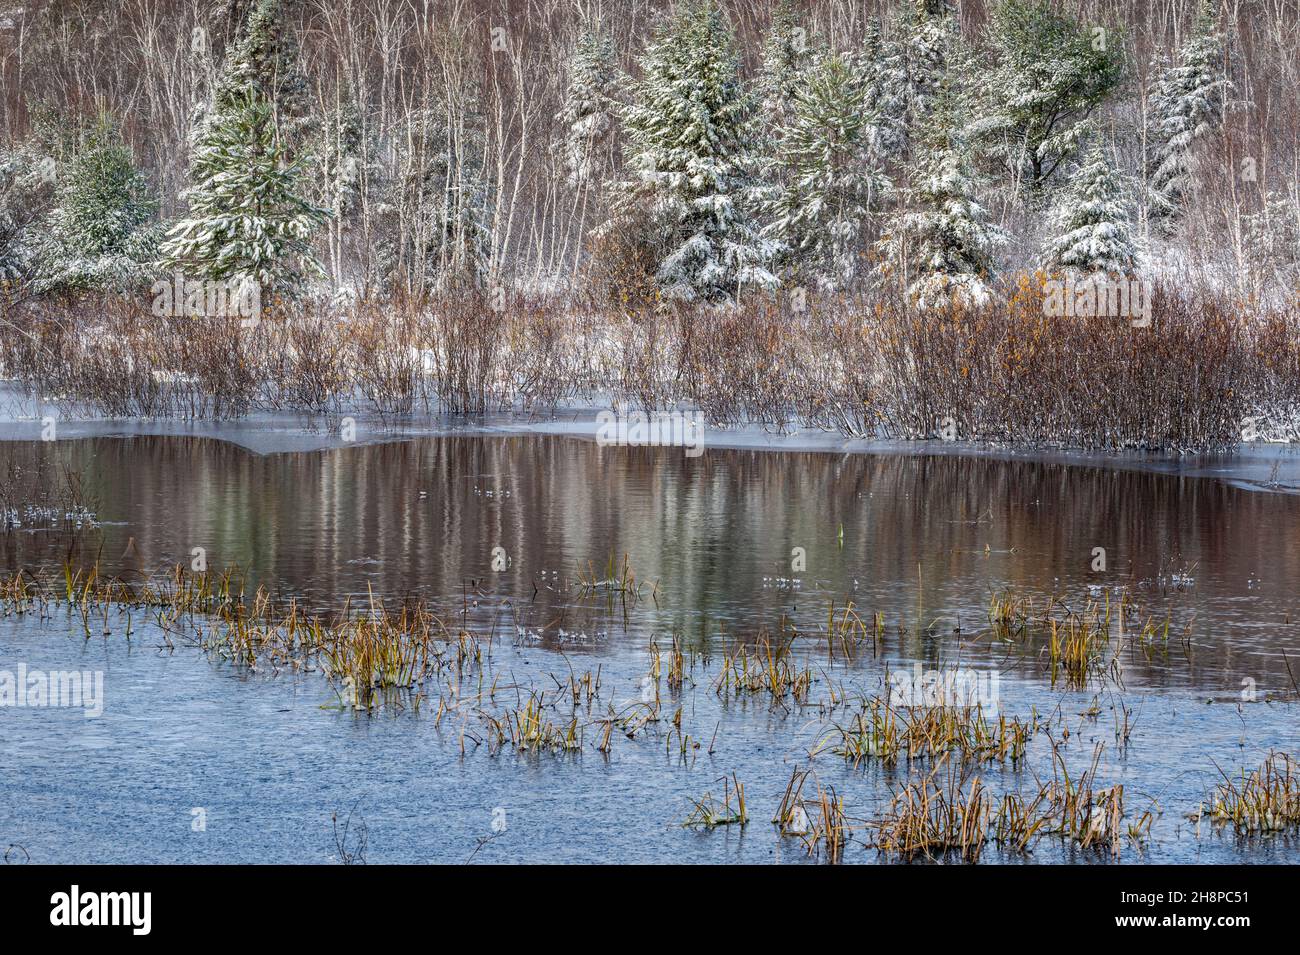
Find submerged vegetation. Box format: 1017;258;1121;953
1198;753;1300;835
0;454;98;533
818;695;1038;767
986;589;1184;689
867;744;1155;862
684;775;749;829
774;768;850;863
0;558;1277;863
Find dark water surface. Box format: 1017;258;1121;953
2;434;1299;863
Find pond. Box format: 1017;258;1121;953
2;430;1299;863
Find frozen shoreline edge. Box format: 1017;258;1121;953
3;398;1299;494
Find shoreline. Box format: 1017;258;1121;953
3;395;1299;493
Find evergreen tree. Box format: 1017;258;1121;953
161;88;327;294
32;117;159;294
211;0;312;150
1;105;79;284
874;0;959;159
612;0;776;302
1041;139;1139;275
858;21;908;163
973;0;1123;191
1147;3;1232;231
0;155;24;283
755;3;818;229
557;27;619;189
878;107;1005;309
0;150;51;284
766;52;890;290
756;0;813;131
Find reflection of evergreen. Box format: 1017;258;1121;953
1;435;1296;688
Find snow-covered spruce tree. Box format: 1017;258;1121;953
874;0;959;160
755;3;819;231
1041;139;1139;275
858;21;908;164
756;0;813;131
0;156;24;282
612;0;776;302
877;105;1005;309
0;150;51;284
389;110;493;293
209;0;313;152
557;26;618;189
766;52;890;291
0;106;80;285
1147;3;1232;233
31;118;160;295
972;0;1122;192
161;88;327;294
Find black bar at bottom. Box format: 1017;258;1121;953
0;864;1275;939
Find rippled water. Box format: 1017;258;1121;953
2;433;1299;863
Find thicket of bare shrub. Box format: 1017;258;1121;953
2;283;1296;452
868;278;1261;450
